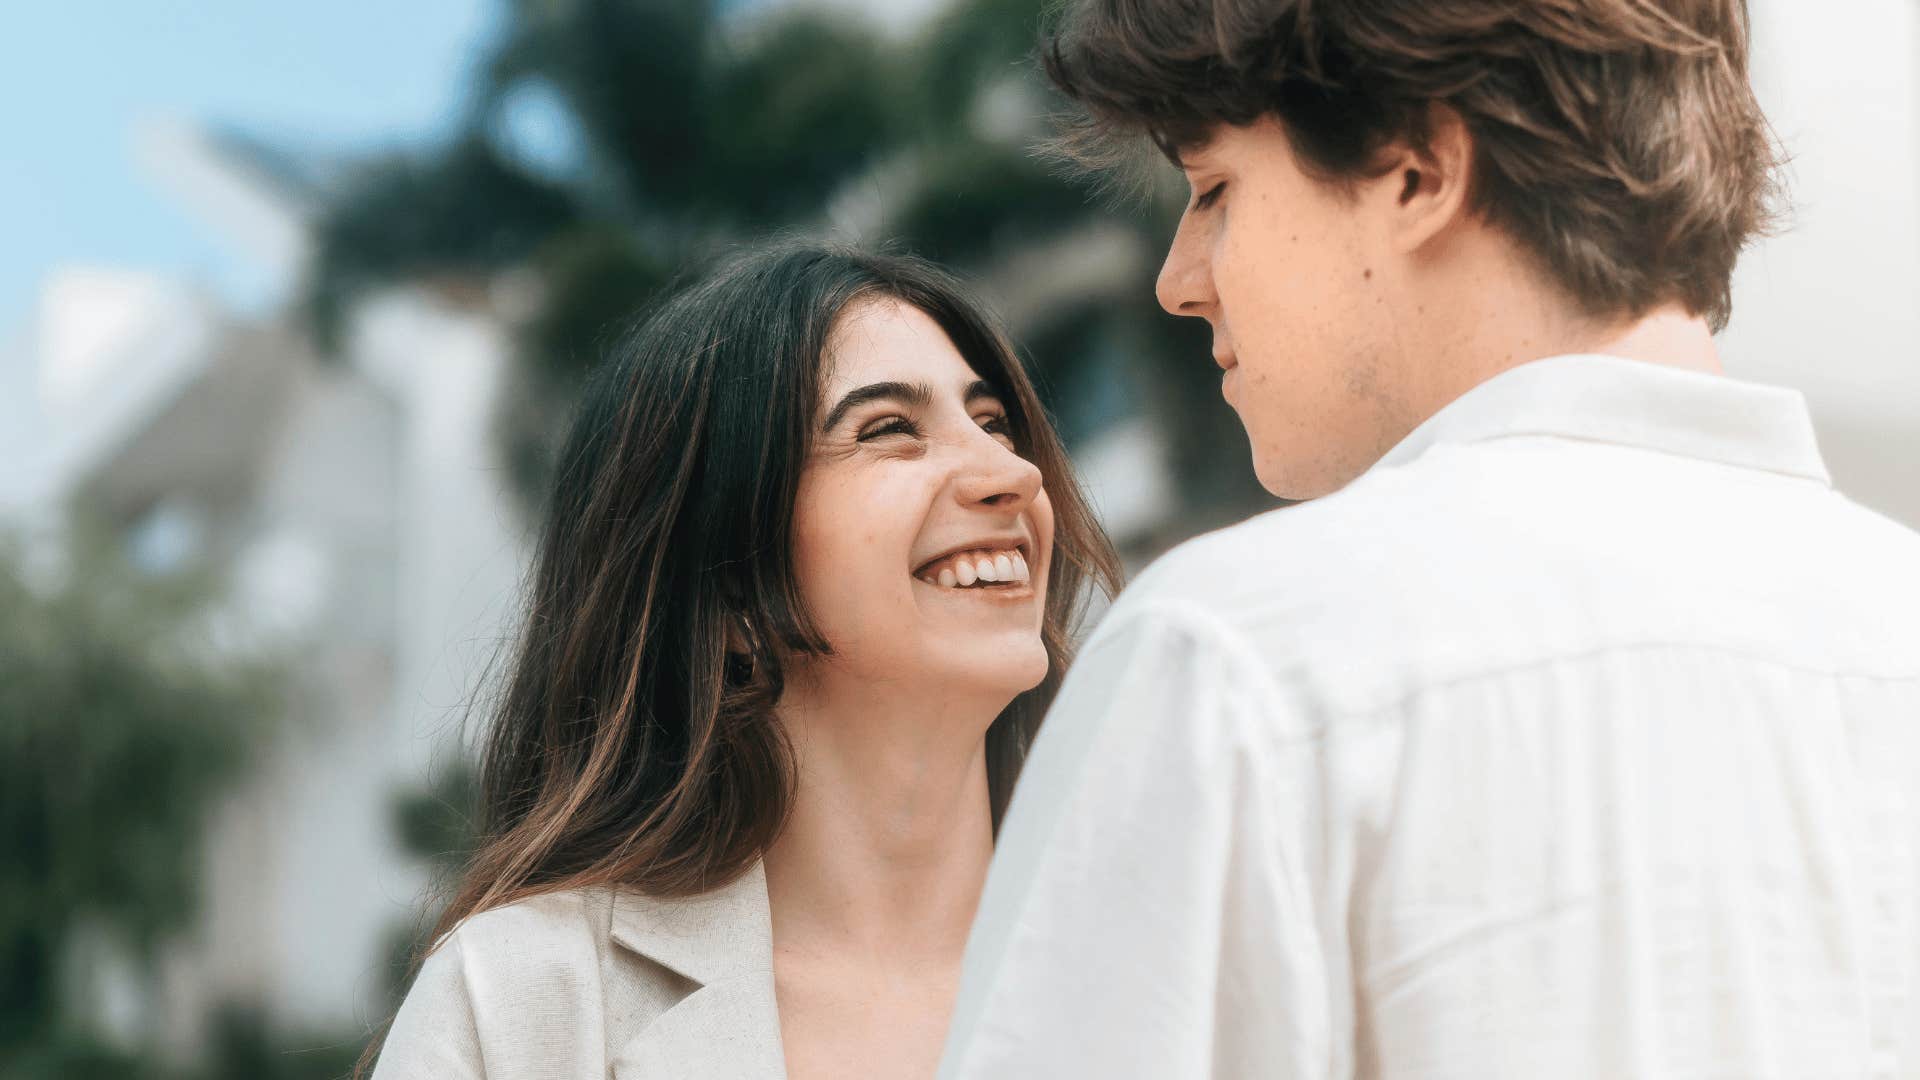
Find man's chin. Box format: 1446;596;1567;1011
1253;452;1355;502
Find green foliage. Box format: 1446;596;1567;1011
0;528;281;1065
494;227;678;516
905;0;1052;134
389;757;480;879
370;757;482;1015
886;139;1106;258
698;11;903;222
187;1004;363;1080
483;0;719;212
309;137;580;353
309;0;1275;529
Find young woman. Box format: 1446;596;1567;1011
367;242;1121;1079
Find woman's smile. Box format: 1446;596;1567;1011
912;541;1034;589
913;568;1037;603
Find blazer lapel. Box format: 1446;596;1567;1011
611;969;785;1079
607;861;786;1079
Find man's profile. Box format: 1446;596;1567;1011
939;1;1920;1076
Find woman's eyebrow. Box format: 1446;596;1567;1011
964;380;1003;407
820;380;932;432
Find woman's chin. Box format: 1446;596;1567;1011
933;638;1051;700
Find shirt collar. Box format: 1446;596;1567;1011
1374;354;1831;485
608;859;773;986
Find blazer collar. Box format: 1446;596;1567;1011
1376;354;1832;485
607;861;787;1078
607;859;775;987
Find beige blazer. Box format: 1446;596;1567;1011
371;862;785;1079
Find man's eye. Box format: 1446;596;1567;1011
857;418;919;441
1193;181;1227;210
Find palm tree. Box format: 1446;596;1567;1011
309;0;1271;538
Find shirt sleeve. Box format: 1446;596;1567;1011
370;932;487;1080
939;604;1335;1079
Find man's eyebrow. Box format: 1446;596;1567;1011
820;380;932;433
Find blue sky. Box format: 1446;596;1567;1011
0;0;501;342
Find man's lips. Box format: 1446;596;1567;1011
1213;351;1238;371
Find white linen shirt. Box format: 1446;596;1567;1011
940;355;1920;1080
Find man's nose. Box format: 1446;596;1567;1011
1155;218;1213;318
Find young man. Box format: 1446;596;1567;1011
940;2;1920;1077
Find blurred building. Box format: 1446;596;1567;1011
8;124;529;1053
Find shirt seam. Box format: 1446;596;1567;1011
1082;599;1303;714
1336;637;1920;721
1402;429;1831;486
1086;603;1919;736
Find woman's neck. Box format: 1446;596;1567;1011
762;675;998;970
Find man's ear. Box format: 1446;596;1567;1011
1375;103;1475;255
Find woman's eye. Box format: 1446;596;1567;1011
979;414;1014;437
1194;181;1227;210
857;418;919;441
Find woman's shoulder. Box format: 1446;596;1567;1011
375;874;778;1079
438;885;618;965
403;886;624;1025
432;866;772;979
372;887;624;1079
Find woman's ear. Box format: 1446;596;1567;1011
722;609;759;683
1378;103;1476;255
725;610;753;655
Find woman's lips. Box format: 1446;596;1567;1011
912;574;1038;603
915;547;1032;589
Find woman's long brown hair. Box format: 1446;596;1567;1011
357;242;1121;1073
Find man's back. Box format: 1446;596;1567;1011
942;356;1920;1078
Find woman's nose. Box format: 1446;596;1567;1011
955;434;1043;511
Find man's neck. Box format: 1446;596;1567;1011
1573;304;1722;375
1411;236;1723;420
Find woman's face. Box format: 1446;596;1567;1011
789;297;1055;704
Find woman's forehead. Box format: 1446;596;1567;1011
822;297;987;396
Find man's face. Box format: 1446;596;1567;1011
1156;117;1415;500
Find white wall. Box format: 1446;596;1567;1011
149;349;411;1050
1724;0;1920;528
345;291;533;1022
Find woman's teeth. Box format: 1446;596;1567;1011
918;549;1031;589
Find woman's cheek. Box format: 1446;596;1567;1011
1032;491;1057;586
798;472;920;642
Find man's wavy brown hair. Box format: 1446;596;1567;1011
1041;0;1783;330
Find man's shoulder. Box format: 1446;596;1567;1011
1105;439;1920;711
1111;464;1457;633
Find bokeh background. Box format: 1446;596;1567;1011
1;0;1915;1075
